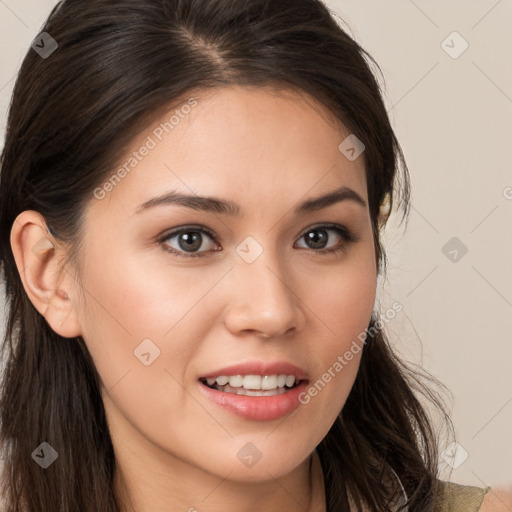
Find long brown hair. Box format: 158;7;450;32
0;0;453;510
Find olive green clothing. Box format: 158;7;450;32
434;480;491;512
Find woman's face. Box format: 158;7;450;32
72;85;377;484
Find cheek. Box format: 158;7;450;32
300;248;376;411
306;248;377;346
76;243;220;394
75;248;219;444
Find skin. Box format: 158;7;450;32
481;487;512;511
11;85;380;512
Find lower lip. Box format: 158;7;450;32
198;380;308;421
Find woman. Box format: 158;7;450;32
0;0;510;510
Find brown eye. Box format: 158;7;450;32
160;226;220;258
295;224;356;254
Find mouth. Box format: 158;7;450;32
198;361;309;421
199;374;304;396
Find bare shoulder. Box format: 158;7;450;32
480;486;512;512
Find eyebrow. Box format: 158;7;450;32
135;185;366;216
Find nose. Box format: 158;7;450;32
223;251;307;339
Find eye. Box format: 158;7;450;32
158;223;357;259
294;223;356;254
159;226;220;259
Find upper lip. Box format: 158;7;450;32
200;361;309;381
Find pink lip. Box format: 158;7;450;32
199;361;309;380
198;361;309;421
198;380;308;421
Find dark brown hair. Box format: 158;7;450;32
0;0;454;510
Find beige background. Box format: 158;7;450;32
1;0;511;490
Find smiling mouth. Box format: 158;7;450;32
199;374;303;396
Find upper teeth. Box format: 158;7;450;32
205;374;297;390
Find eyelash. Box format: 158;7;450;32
158;223;357;259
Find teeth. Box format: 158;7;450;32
211;384;289;396
203;374;299;391
228;375;243;387
243;375;262;389
261;375;277;390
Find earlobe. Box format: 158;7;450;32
377;192;391;228
10;210;83;338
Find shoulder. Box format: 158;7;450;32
434;480;492;512
479;486;512;512
434;480;512;512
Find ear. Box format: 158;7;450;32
10;210;83;338
377;192;391;228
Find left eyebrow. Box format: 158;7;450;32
135;185;366;216
295;185;366;214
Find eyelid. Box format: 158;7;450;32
298;222;349;237
159;224;219;242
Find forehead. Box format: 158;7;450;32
89;85;368;220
